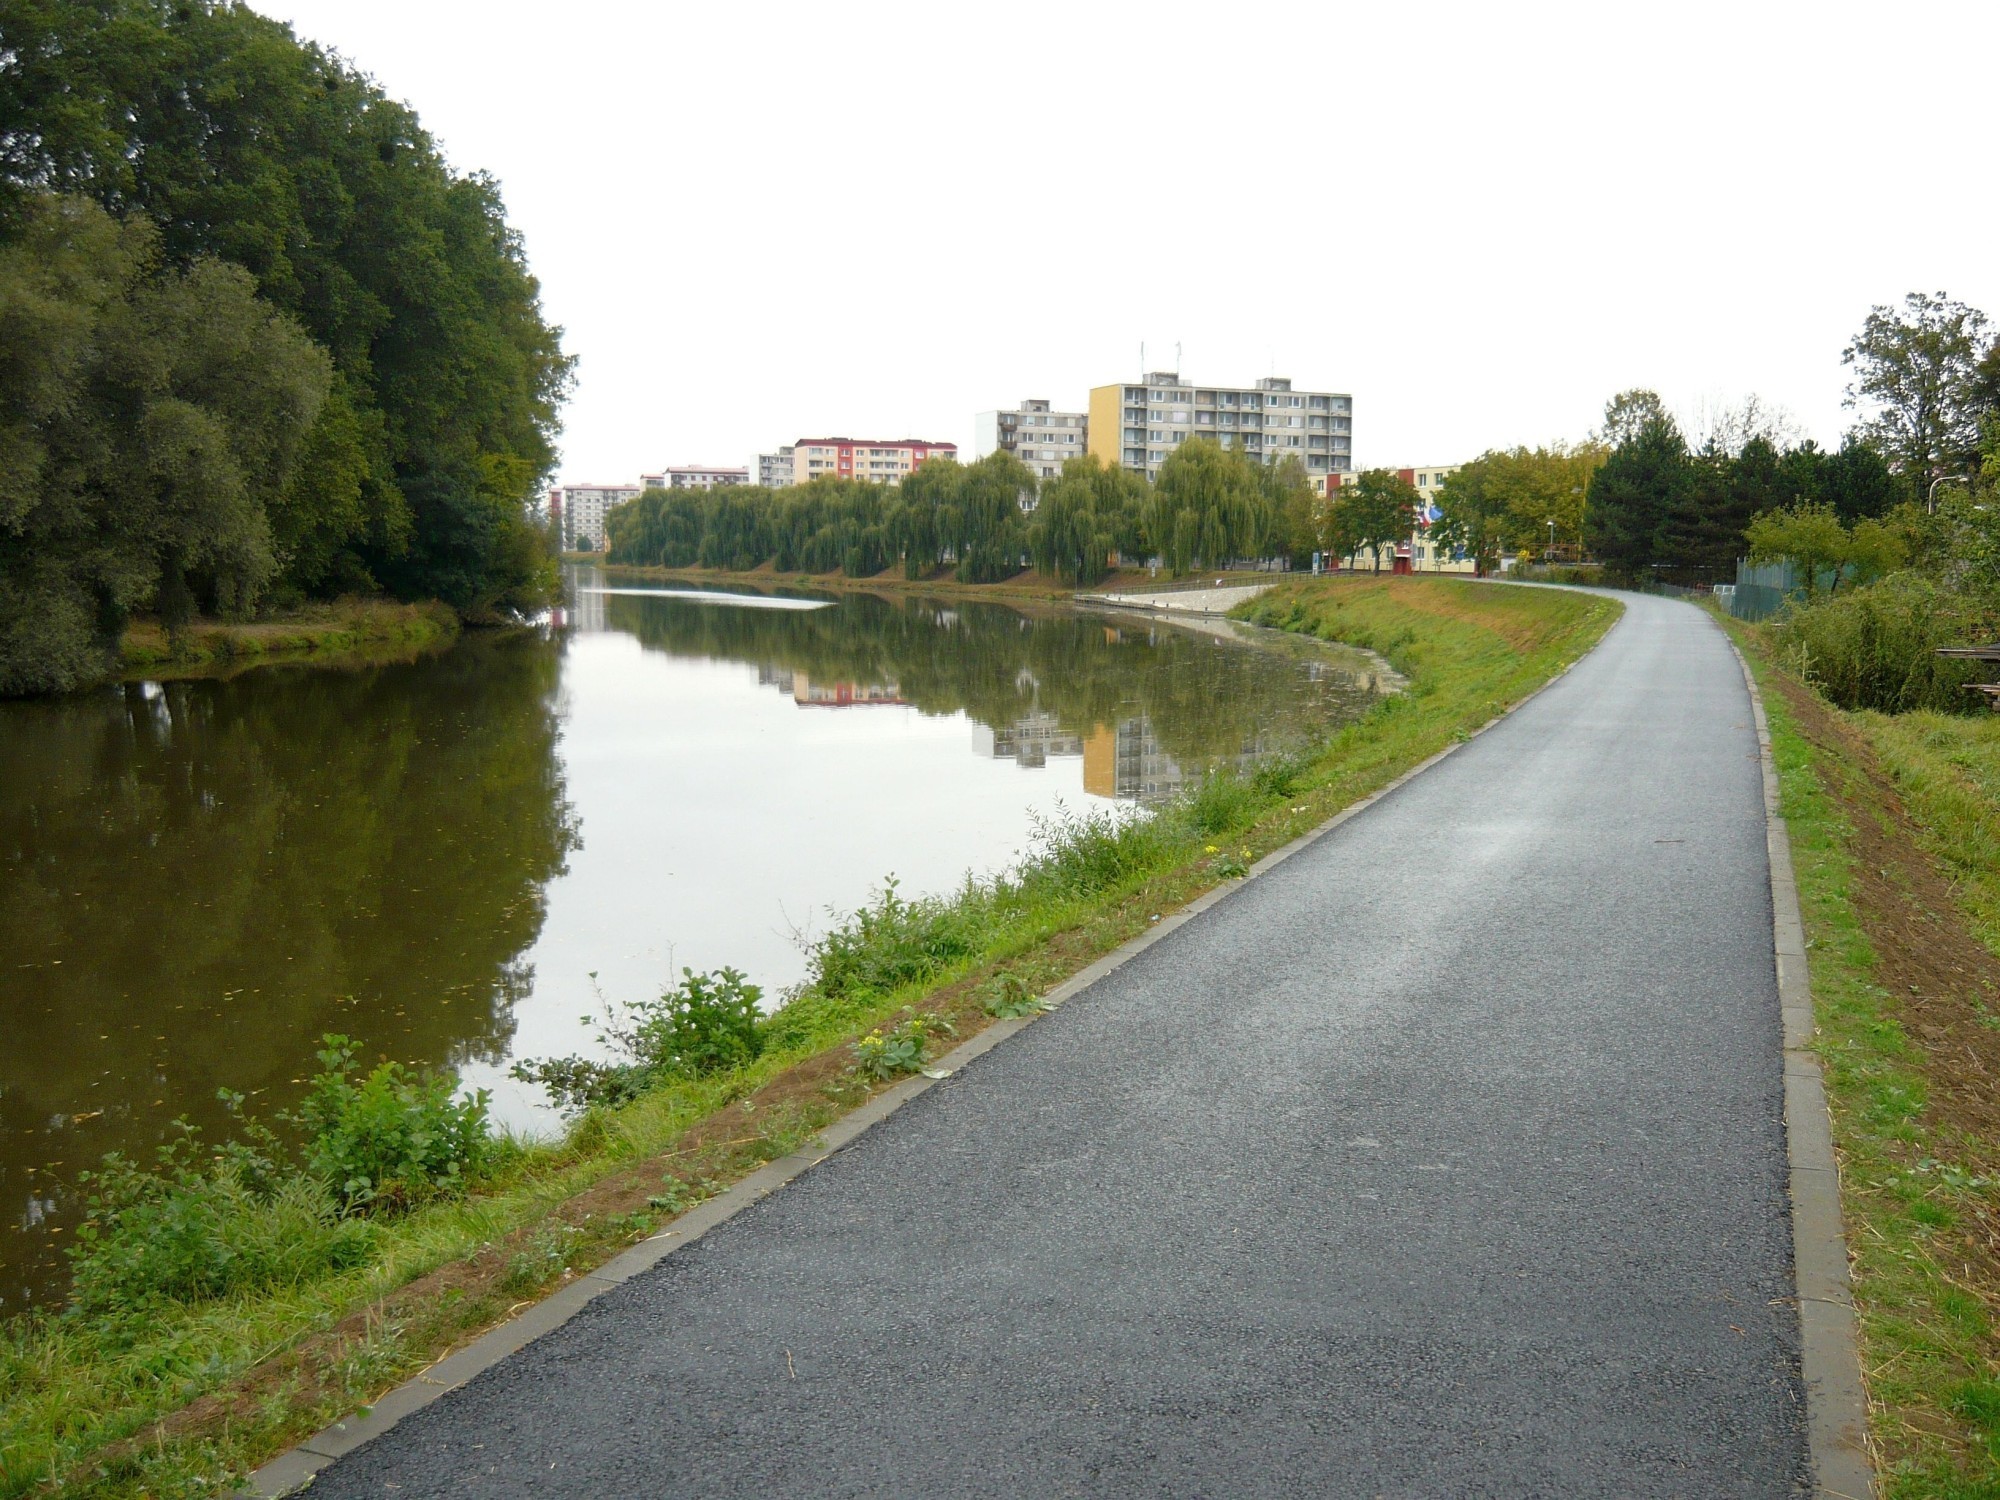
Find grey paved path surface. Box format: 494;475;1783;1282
310;593;1805;1497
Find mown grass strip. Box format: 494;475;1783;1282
1;576;1618;1500
1726;615;2000;1499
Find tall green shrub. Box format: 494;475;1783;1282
1772;573;1994;713
289;1037;493;1211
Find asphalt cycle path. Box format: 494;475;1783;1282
308;592;1807;1497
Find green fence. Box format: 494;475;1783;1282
1727;558;1849;623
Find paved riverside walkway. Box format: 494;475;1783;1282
308;593;1807;1497
1079;581;1275;614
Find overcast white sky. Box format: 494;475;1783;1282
262;0;2000;484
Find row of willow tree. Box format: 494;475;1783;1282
0;0;573;695
604;444;1325;585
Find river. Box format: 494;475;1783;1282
0;571;1387;1312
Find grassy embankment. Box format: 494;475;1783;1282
0;577;1617;1500
1727;617;2000;1497
118;599;460;681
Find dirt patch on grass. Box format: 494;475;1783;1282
1771;670;2000;1151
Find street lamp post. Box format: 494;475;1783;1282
1929;474;1973;514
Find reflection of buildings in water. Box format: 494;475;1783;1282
972;710;1084;769
1080;718;1282;806
974;710;1215;805
1085;719;1186;804
753;665;905;707
555;586;609;633
791;673;907;708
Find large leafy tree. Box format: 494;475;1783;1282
1843;292;1992;496
1325;470;1417;573
1745;503;1853;598
1023;453;1150;584
0;0;573;618
1259;455;1320;567
1429;461;1505;574
0;197;330;694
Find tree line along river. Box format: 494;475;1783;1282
0;571;1389;1312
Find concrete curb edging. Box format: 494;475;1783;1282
1724;629;1876;1500
240;601;1618;1498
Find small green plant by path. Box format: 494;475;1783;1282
0;577;1620;1500
852;1013;955;1081
980;972;1049;1019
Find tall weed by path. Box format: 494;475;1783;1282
1173;771;1264;838
811;877;994;1002
1017;802;1175;901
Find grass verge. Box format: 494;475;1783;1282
2;576;1618;1500
119;600;460;682
1725;615;2000;1498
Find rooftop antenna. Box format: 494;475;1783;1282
1174;341;1181;374
1140;341;1145;377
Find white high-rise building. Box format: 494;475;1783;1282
757;448;795;489
972;399;1089;480
549;484;640;551
1088;373;1353;485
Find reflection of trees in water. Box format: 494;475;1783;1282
602;591;1381;780
0;632;577;1313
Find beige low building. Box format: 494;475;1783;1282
1325;465;1474;574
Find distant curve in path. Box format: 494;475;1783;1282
309;591;1806;1498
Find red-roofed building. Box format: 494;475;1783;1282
791;438;957;485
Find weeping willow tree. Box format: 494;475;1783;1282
1145;439;1274;575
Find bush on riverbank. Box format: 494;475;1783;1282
68;1116;375;1329
1768;573;1993;714
64;1046;490;1329
516;967;769;1114
0;576;1619;1500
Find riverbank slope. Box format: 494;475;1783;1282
119;599;461;682
3;577;1619;1500
1727;616;2000;1497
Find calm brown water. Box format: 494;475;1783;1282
0;574;1386;1312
